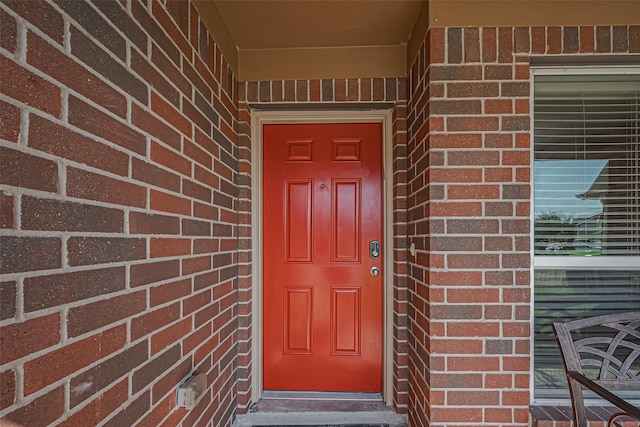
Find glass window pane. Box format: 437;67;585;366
533;74;640;256
534;269;640;394
533;73;640;399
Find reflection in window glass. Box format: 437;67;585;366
534;74;640;256
534;270;640;391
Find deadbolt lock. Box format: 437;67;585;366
370;240;380;258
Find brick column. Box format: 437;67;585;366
406;24;639;427
407;25;533;427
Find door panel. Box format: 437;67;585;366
331;287;361;355
332;180;360;262
284;286;313;354
284;180;313;262
263;123;382;392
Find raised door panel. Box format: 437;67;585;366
284;286;313;354
285;139;313;162
284;179;312;262
332;138;361;162
332;180;360;263
331;287;361;355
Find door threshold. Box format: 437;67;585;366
262;391;383;401
250;394;389;415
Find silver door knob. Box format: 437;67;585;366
370;267;380;277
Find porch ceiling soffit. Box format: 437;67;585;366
194;0;426;81
194;0;640;82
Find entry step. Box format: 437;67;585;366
235;410;406;427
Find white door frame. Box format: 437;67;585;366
250;109;395;404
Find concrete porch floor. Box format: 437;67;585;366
234;395;407;426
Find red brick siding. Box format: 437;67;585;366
0;1;238;426
236;78;409;413
406;25;638;427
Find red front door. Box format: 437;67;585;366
263;123;383;392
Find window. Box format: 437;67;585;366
533;71;640;400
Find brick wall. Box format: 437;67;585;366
235;79;410;413
0;1;239;426
406;25;639;427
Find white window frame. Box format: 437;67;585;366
529;65;640;405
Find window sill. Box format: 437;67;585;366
531;405;639;426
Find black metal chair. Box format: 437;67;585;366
553;312;640;427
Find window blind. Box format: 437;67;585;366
533;74;640;397
533;74;640;256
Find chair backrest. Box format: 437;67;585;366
553;311;640;427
